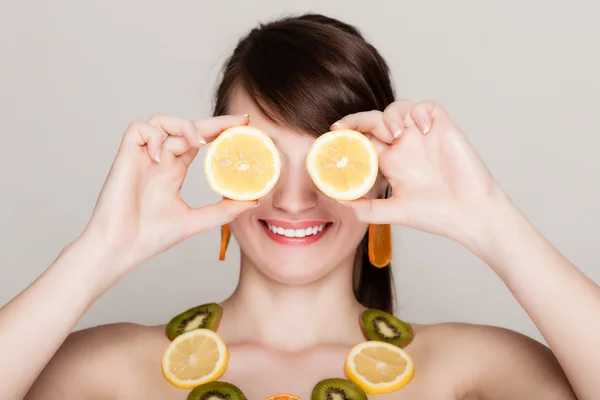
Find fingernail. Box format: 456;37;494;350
155;151;161;162
391;124;403;138
417;120;430;134
199;136;207;145
244;113;251;122
330;121;341;130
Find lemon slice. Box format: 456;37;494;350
204;125;281;201
306;129;378;201
162;328;229;389
344;340;414;394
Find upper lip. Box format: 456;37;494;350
260;219;331;229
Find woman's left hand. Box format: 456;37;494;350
336;101;600;400
331;99;506;246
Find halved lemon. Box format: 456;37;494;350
344;340;414;394
162;328;229;389
306;129;378;201
204;125;281;201
264;395;301;400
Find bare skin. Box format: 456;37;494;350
1;89;594;399
24;314;575;399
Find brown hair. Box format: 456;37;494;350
212;13;396;313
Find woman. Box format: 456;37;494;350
0;13;596;400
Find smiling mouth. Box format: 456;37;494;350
258;219;333;244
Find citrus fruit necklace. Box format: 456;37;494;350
161;303;415;399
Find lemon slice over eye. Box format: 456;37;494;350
306;129;378;201
204;125;282;201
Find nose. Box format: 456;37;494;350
271;159;319;214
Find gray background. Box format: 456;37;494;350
1;0;598;343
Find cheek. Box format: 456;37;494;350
227;214;255;243
333;205;369;247
342;219;369;247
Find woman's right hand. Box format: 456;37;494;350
0;114;257;400
76;113;256;287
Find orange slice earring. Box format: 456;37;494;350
368;185;392;267
368;223;392;267
219;224;230;261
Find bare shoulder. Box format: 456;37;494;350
411;322;576;399
25;322;170;400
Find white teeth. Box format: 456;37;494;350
266;223;327;238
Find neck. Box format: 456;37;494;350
220;252;366;352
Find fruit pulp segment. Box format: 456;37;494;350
314;136;372;192
375;318;400;339
353;346;408;384
209;134;277;193
368;224;392;267
169;335;219;379
183;314;208;332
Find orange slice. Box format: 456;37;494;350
264;395;301;400
162;328;229;389
344;340;414;394
205;125;281;201
306;129;378;201
368;223;392;267
219;224;230;261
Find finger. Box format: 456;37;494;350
382;99;413;139
163;136;191;157
194;114;251;143
179;146;200;168
148;114;204;148
340;197;407;225
162;135;201;167
182;198;258;237
329;110;392;154
125;120;167;162
410;100;436;135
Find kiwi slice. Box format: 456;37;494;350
187;381;246;400
360;308;414;348
312;378;367;400
166;303;223;340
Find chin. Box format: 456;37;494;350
258;255;334;286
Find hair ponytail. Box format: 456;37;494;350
353;234;395;313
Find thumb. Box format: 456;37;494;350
184;198;258;237
341;197;406;225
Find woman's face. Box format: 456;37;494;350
225;89;379;285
